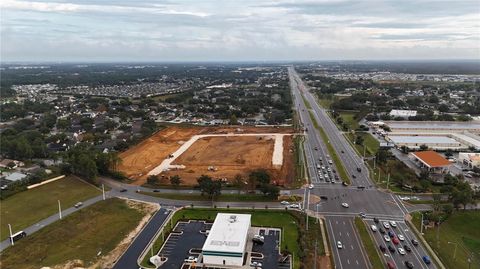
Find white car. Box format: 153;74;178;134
371;225;378;232
288;204;300;209
337;241;343;249
383;221;391;229
399;196;410;201
384;235;391;242
389;221;397;228
309;184;314;189
341;203;349;208
250;261;262;267
398;234;405;241
185;256;198;262
280;201;290;205
398;247;406;255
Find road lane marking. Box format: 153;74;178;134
328;219;344;269
349;219;370;269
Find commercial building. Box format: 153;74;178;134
388;135;464;150
389;110;417;118
458;152;480;169
410;151;451;173
383;121;480;134
202;213;251;267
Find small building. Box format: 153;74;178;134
458;152;480;169
410;151;451;173
4;172;28;182
202;213;251;267
389;109;417;118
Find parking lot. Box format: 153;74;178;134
251;228;290;269
364;218;436;269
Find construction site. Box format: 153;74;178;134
118;125;295;186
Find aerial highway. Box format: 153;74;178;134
288;66;437;269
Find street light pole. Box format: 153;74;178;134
58;200;62;219
420;213;424;234
102;184;106;200
387;173;391;189
8;224;13;245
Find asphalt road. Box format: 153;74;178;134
113;208;171;269
288;66;437;269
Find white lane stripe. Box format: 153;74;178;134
328;219;344;269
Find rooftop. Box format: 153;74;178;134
411;151;451;168
202;213;251;254
389;135;460;145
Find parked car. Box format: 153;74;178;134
379;228;386;234
389;221;397;228
383;221;391;229
384;235;391;242
371;225;378;232
379;245;386;252
392;237;400;245
387;261;395;269
373;217;379;223
411;239;419;246
341;203;349;208
398;247;406;255
405;261;414;269
388;245;396;253
404;244;412;252
398;234;405;241
388;231;395;238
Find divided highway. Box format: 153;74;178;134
288;66;437;269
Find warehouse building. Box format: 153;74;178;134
383;121;480;134
388;135;465;150
202;213;251;267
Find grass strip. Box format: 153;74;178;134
138;191;276;202
354;217;384;269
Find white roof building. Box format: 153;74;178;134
202;213;251;267
389;110;417;118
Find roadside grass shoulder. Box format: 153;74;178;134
354;217;384;269
0;176;101;241
411;211;480;269
0;198;145;269
138;191;276;202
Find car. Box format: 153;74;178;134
388;231;395;238
153;189;160;192
309;184;314;189
314;147;318;151
392;237;400;245
337;241;343;249
411;239;419;246
359;212;366;218
384;235;391;242
280;201;290;205
119;188;128;192
405;261;414;269
185;256;198;263
252;235;265;244
357;167;362;172
357;185;366;190
398;234;405;241
74;202;83;208
422;256;431;265
383;221;391;229
388;245;396;253
288;204;300;209
250;261;262;267
379;228;386;234
389;221;397;228
379;244;386;252
404;244;412;252
342;181;349;186
341;203;349;208
331;180;335;184
341;150;344;153
373;217;380;223
398;247;406;255
352;174;357;179
399;196;411;201
371;225;378;232
387;261;395;269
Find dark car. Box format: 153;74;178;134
379;245;386;252
388;231;395;238
153;189;160;192
341;150;344;153
411;239;419;246
373;217;380;223
357;185;366;190
404;244;412;252
352;174;357;179
357;167;362;172
422;256;431;265
119;188;128;192
379;228;386;234
387;261;395;269
405;261;414;269
388;245;396;253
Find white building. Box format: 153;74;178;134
202;213;251;267
458;152;480;169
389;110;417;118
388;135;465;150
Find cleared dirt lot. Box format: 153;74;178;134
118;125;294;186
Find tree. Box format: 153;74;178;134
233;174;244;194
376;149;390;165
197;175;222;199
170;175;182;188
249;170;271;186
400;145;409;154
419;144;429;151
229;114;238;125
355;135;364;145
147;175;159;185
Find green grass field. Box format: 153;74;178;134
339;112;359;130
346;132;379;157
141;208;319;269
354;217;384;269
0;176;101;241
412;211;480;269
0;198;145;269
138;191;276;202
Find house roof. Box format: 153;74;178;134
411;151;451;168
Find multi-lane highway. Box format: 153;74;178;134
288;66;437;269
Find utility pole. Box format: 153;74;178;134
102;184;106;200
377;169;381;183
420;213;424;234
373;156;376;170
58;200;62;219
387;173;391;189
363;144;366;159
8;224;13;245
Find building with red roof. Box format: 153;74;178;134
410;151;451;173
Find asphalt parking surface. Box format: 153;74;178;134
251;228;290;269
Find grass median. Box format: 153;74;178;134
0;176;101;241
138;191;276;202
0;198;147;269
354;217;384;269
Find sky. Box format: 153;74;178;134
1;0;480;62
